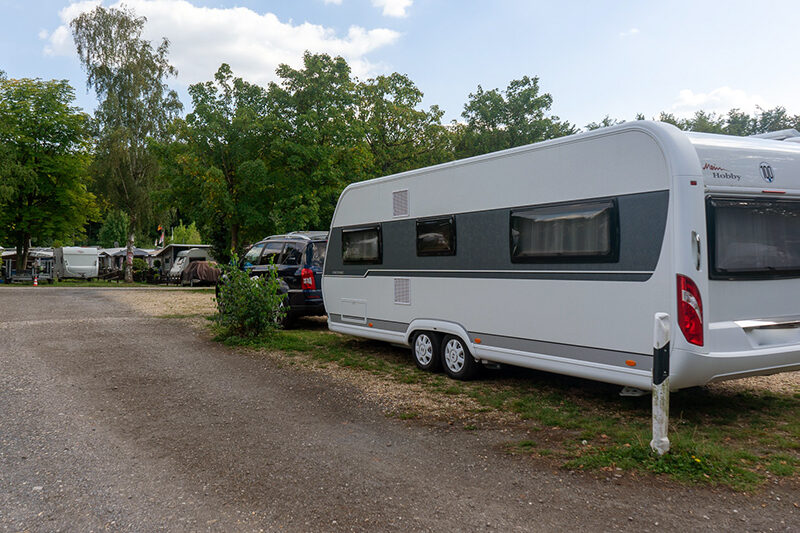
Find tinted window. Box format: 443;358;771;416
260;242;284;265
510;200;618;262
311;242;327;268
243;243;264;266
707;198;800;279
282;242;305;266
342;226;381;264
416;216;456;256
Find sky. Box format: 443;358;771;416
1;0;799;129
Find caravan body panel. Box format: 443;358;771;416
54;247;99;279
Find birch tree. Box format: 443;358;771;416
71;5;181;281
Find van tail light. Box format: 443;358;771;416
301;268;316;290
677;274;703;346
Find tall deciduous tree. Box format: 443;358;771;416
161;63;273;261
0;77;97;270
455;76;576;159
71;5;181;281
266;52;371;232
357;72;453;177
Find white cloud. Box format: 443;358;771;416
619;28;639;38
45;0;401;86
671;86;770;117
323;0;343;4
372;0;413;18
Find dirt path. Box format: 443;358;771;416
1;288;797;532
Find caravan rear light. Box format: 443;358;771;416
677;274;703;346
301;268;316;290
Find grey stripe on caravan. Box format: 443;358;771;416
472;331;653;372
328;270;653;282
328;314;408;333
328;314;653;372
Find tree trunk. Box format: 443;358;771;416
231;223;240;257
17;234;31;273
125;229;135;283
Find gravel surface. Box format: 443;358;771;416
1;288;798;532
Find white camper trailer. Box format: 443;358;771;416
167;247;210;284
54;247;99;279
322;121;800;390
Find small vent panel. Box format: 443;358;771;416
394;278;410;305
393;189;409;217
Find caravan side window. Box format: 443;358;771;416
342;226;382;264
416;216;456;256
510;200;619;262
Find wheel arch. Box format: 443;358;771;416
405;319;471;347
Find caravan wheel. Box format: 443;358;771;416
411;331;441;371
441;335;479;380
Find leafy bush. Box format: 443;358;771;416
215;258;286;336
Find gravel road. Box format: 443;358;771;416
1;288;797;532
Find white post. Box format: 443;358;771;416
650;312;671;456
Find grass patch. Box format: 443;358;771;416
211;322;800;491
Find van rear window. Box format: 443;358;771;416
707;198;800;279
342;226;381;264
510;200;619;262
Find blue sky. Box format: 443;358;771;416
1;0;798;128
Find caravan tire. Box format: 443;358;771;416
411;331;441;371
441;335;479;381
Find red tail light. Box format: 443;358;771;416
301;268;316;290
677;274;703;346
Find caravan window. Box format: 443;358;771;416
707;198;800;279
342;226;381;264
510;200;618;262
416;216;456;256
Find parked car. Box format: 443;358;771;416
239;231;328;325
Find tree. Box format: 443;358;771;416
169;220;203;244
0;77;97;270
357;72;453;177
71;5;181;281
266;52;372;232
161;64;274;261
97;209;129;248
455;76;576;159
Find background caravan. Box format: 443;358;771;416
322;121;800;391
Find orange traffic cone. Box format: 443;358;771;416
33;276;38;287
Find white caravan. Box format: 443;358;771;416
54;247;99;279
322;121;800;390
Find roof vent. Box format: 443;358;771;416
393;189;409;217
394;278;410;305
750;129;800;141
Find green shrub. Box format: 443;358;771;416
132;257;149;282
215;258;286;336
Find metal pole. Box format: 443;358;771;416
650;312;671;455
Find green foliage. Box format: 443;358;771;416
169;220;202;244
160;63;273;261
97;209;130;248
455;76;577;158
215;258;286;336
266;52;371;232
357;72;454;177
0;76;98;269
71;4;181;280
